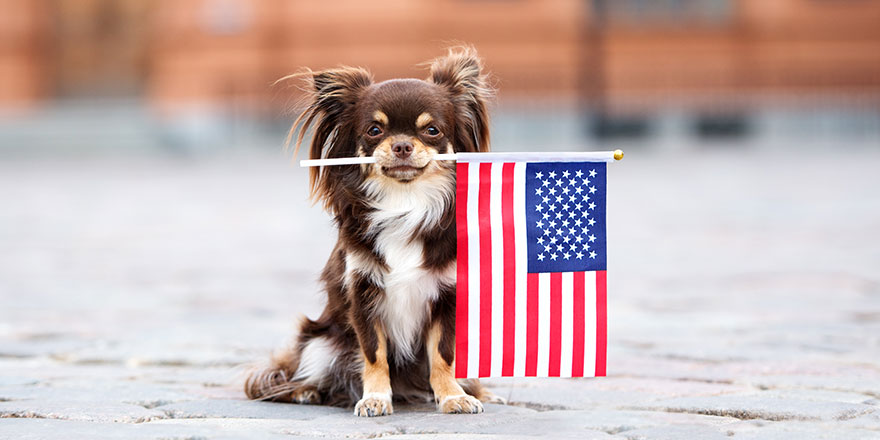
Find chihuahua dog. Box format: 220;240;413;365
245;47;502;416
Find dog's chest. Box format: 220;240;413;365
366;185;453;363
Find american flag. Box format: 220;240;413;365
455;156;607;378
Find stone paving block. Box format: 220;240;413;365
614;424;732;440
632;394;875;421
0;400;166;423
155;399;345;420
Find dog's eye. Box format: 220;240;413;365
425;126;440;137
367;126;383;137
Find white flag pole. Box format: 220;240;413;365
299;150;623;167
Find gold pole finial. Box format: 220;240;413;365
613;149;624;161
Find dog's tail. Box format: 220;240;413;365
243;346;303;402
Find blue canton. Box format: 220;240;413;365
525;162;607;273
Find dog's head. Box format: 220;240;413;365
291;47;492;212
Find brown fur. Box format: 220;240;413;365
245;47;501;415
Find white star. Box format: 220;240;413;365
575;219;582;227
562;219;569;227
582;227;590;235
549;204;556;212
548;171;557;178
542;212;549;220
551;253;558;260
555;196;563;203
575;186;583;194
535;204;543;212
582;179;590;186
568;228;576;235
589;251;597;259
555;179;563;187
588;202;596;210
544;244;552;253
535;188;543;195
569;195;577;203
563;252;571;260
562;186;570;195
550;236;558;244
543;196;550;204
535;172;543;179
555;212;562;219
549;187;557;195
589;169;597;178
568;211;576;218
549;220;556;228
542;180;551;187
589;186;597;194
575;203;583;211
588;234;596;242
556;227;564;235
575;235;583;242
562;204;570;211
537;253;545;261
588;218;596;226
575;170;583;178
576;252;584;259
557;244;564;252
537;237;545;244
570;244;577;252
543;229;551;235
536;220;544;228
563;235;570;243
583;194;590;202
562;170;570;178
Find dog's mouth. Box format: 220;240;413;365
381;164;427;181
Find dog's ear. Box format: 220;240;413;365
290;66;373;207
427;47;493;153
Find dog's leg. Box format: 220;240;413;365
352;322;393;417
427;288;483;414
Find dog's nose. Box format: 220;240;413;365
391;141;413;159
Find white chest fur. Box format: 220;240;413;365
360;174;456;363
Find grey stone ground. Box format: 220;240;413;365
1;148;879;439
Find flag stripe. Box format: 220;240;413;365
571;271;586;377
560;272;574;378
501;163;516;377
489;164;505;377
525;272;539;376
512;163;528;377
536;272;551;376
583;270;597;377
595;270;607;377
548;272;562;377
455;162;469;379
466;163;481;378
477;163;493;377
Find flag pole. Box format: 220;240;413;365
300;150;624;167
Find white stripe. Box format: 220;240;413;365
560;272;574;377
489;163;505;377
512;163;528;377
583;271;597;377
466;163;481;378
536;272;551;377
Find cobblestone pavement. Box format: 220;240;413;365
1;149;879;439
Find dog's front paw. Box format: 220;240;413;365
354;393;393;417
478;391;507;405
439;394;484;414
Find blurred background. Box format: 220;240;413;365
1;0;879;153
1;2;880;431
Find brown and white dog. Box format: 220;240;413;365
245;48;503;416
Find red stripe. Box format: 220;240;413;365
477;163;493;377
548;273;562;377
571;272;586;377
525;273;539;376
454;162;469;378
500;163;516;377
595;270;607;377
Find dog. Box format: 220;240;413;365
244;47;503;416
